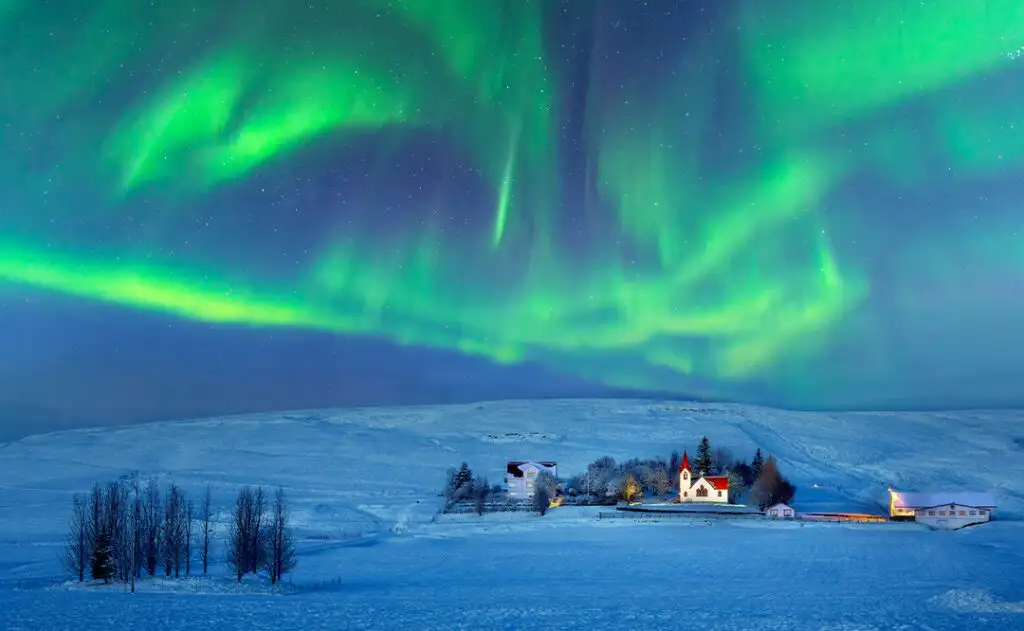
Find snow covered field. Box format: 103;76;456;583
2;399;1023;629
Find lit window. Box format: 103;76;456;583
959;511;966;516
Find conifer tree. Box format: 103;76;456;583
695;437;713;476
751;449;764;479
668;451;681;477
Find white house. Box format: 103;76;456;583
888;489;996;523
765;502;796;519
506;461;557;500
678;451;729;504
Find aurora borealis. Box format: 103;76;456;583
2;0;1023;428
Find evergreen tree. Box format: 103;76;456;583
668;451;681;478
695;437;713;476
91;529;114;583
751;449;764;479
454;462;473;491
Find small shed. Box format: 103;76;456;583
914;503;992;530
765;502;796;519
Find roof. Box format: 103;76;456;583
890;490;996;509
680;451;690;471
704;475;729;490
506;461;557;478
766;502;793;511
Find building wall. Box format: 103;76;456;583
678;474;728;503
766;504;795;519
506;462;556;499
915;505;991;530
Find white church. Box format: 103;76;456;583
678;451;729;503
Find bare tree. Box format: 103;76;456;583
750;455;796;510
104;480;130;583
249;486;266;574
266;488;297;585
142;481;161;576
712;447;734;475
129;487;143;591
227;487;253;582
61;493;89;582
650;468;672;497
200;485;212;575
163;483;187;577
184;499;194;577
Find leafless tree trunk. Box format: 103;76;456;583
249;486;266;574
200;485;212;575
266;488;296;584
61;493;89;581
184;499;193;577
163;483;186;577
142;481;161;576
226;487;252;582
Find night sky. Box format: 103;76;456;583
2;0;1023;437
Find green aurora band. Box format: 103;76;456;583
1;0;1022;403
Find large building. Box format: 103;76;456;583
678;451;729;504
506;461;558;500
888;489;996;528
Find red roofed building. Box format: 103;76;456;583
678;450;729;504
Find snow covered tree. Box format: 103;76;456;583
650;468;672;497
751;449;764;480
61;493;89;582
695;437;713;476
266;488;296;585
473;476;491;516
533;471;557;515
200;484;213;575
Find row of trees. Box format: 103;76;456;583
62;477;295;589
565;437;795;509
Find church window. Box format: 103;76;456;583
717;490;722;497
696;487;708;498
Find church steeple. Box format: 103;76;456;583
679;450;691;498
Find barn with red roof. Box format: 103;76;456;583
678;450;729;504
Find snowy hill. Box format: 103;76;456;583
2;399;1023;629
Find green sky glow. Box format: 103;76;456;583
0;0;1020;404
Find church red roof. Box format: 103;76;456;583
680;451;690;471
705;476;729;490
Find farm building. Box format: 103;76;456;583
887;489;996;523
765;502;796;519
913;503;992;530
